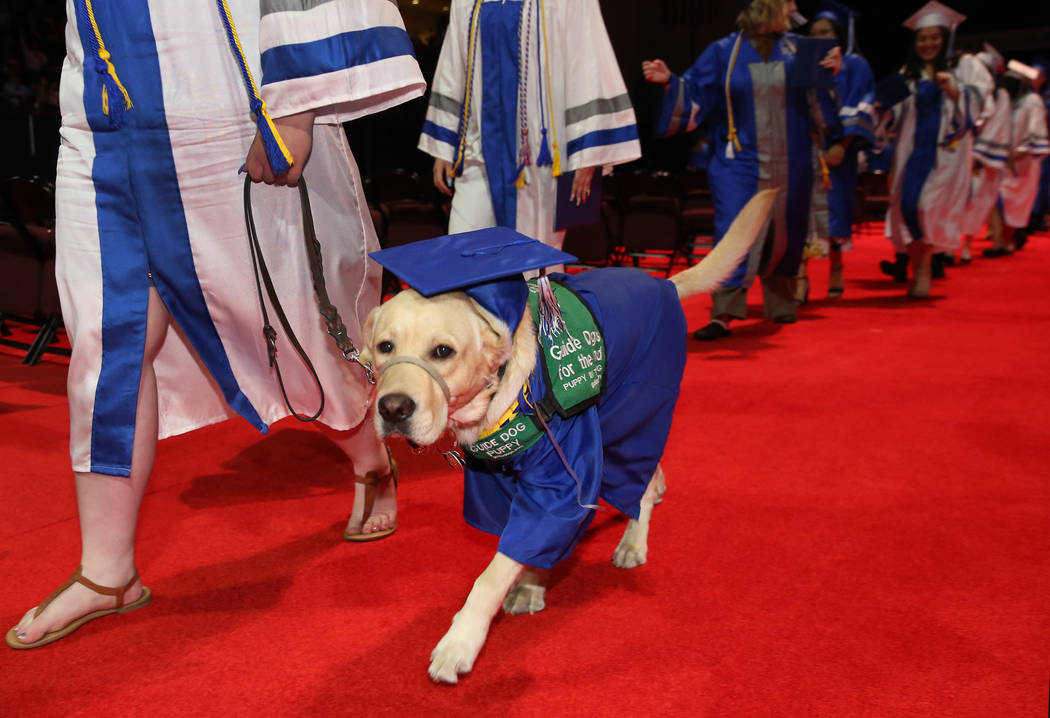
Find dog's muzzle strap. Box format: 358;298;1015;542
381;356;451;403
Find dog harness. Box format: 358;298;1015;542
466;278;606;462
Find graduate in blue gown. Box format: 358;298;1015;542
798;1;876;302
643;0;840;340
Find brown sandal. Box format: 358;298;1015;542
344;447;399;542
5;566;152;650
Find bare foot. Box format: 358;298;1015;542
9;568;144;646
344;473;398;539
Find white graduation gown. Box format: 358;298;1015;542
999;91;1050;228
886;55;992;252
418;0;640;248
57;0;424;476
961;86;1012;236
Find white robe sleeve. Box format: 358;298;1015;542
556;0;640;172
258;0;425;122
951;54;993;140
1014;92;1050;157
974;88;1013;169
418;0;469;162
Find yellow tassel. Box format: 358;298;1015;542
819;154;832;191
539;0;561;178
515;167;527;188
84;0;133;116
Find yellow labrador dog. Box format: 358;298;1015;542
361;190;775;684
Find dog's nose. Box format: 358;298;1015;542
378;393;416;423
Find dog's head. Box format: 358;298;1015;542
360;289;519;445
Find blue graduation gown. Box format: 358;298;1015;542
655;32;839;285
462;269;686;570
825;53;876;239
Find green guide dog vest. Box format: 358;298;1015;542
466;279;607;462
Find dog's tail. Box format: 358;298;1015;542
671;188;777;300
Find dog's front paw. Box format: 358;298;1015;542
503;584;546;615
613;534;648;569
612;543;647;568
428;619;487;684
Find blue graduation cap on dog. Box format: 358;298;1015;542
369;227;576;335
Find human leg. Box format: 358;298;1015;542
693;285;748;341
760;274;798;322
325;420;398;540
795;259;810;305
907;242;933;297
828;245;844;298
9;287;169;647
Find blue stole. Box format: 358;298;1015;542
900;79;942;241
480;0;523;229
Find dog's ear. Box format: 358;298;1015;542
479;307;527;373
358;304;381;366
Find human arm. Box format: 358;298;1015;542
247;0;425;183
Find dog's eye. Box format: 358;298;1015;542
377;341;394;354
432;344;455;360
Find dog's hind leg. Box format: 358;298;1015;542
503;567;548;615
612;465;664;569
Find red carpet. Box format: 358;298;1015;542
1;227;1048;717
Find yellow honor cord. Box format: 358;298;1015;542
818;153;831;190
537;0;561;177
724;33;743;157
83;0;133;115
452;0;484;176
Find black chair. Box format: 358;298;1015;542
679;179;717;265
372;169;447;250
0;176;69;365
614;171;685;277
858;171;890;227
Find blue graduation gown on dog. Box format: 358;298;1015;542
462;268;686;569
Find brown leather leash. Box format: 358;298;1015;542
243;175;375;422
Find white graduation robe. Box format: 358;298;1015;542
961;86;1012;236
57;0;424;476
418;0;640;248
999;91;1050;228
885;55;992;252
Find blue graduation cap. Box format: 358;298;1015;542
813;0;858;54
369;227;576;333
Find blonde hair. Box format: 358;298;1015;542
736;0;786;36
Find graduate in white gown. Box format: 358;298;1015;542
959;44;1011;263
418;0;640;258
983;61;1050;256
7;0;424;650
883;1;992;297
